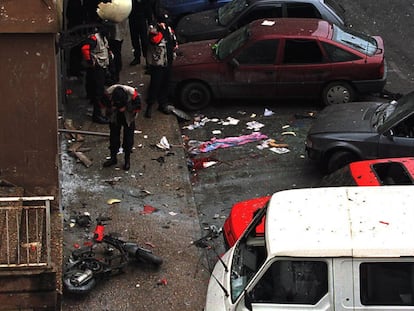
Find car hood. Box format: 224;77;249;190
309;102;382;134
176;9;225;40
174;40;218;66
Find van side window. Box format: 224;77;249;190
250;260;328;304
360;262;414;306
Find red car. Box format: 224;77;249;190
170;18;386;110
223;157;414;248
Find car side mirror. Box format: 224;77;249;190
383;129;394;139
229;58;240;69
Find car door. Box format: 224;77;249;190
243;258;334;310
218;39;279;99
377;115;414;157
276;38;332;99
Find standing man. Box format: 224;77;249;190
145;13;178;118
102;84;141;171
81;28;112;124
128;0;153;66
108;18;129;83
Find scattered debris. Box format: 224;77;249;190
221;116;239;125
140;205;158;215
59;128;109;137
257;139;289;150
188;157;220;170
246;120;265;131
76;212;92;227
145;241;156;248
264;108;274;116
281;131;297;136
156;136;170;150
189;132;268;154
294;112;316;119
107;198;121;205
104;176;122;185
212;130;222;135
152;156;165;165
157;278;168;286
269;147;290;154
170;106;192;121
168;211;178;216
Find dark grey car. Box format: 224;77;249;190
175;0;345;43
306;92;414;173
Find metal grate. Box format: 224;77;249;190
0;196;54;268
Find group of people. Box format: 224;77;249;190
66;0;178;171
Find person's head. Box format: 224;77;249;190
112;87;128;109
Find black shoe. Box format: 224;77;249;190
103;158;117;167
129;58;140;66
92;115;110;124
144;108;152;118
123;161;130;171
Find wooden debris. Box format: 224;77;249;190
74;151;93;167
59;128;109;137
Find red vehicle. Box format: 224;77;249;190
223;157;414;248
170;18;386;110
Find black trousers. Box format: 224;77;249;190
146;65;171;109
85;66;106;117
128;12;148;59
109;112;135;155
109;39;123;83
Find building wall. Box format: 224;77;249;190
0;1;62;310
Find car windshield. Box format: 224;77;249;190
215;25;250;60
218;0;249;26
332;24;378;56
231;204;267;302
376;92;414;131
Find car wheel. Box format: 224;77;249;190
323;82;355;105
327;150;358;173
179;82;211;111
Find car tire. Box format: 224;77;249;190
322;81;355;105
327;150;358;173
179;82;211;111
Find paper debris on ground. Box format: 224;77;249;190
156;136;170;150
264;108;274;116
269;147;290;154
246;121;265;131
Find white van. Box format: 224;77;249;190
205;186;414;310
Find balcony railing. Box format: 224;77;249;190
0;196;54;268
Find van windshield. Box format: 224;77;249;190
231;205;268;302
218;0;249;26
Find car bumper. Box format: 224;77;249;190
306;145;324;161
353;62;387;94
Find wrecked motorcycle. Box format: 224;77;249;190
63;216;163;294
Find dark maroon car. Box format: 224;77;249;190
170;18;386;110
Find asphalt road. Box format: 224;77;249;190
181;0;414;262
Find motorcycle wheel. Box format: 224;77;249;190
63;269;96;295
135;248;163;266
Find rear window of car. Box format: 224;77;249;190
332;25;378;56
324;0;346;22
